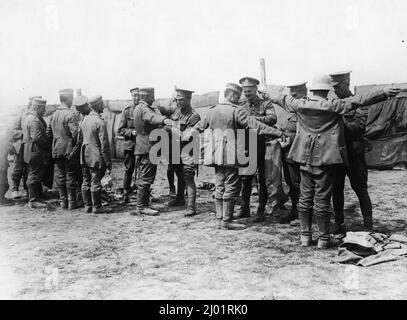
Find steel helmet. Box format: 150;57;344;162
309;74;333;91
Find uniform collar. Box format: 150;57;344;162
58;102;70;109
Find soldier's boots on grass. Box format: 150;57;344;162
250;206;266;223
76;189;84;208
316;216;340;250
221;200;246;230
169;186;176;199
215;198;223;228
235;187;251;219
132;187;159;216
82;189;92;213
91;191;112;214
28;185;47;209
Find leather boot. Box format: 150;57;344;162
58;187;68;209
299;211;312;246
235;183;251;219
67;189;77;210
134;186;159;216
91;190;112;214
316;215;340;249
28;185;47;209
251;206;266;223
215;198;223;228
169;186;176;198
279;207;299;224
76;188;84;208
221;200;247;230
184;179;196;217
82;189;92;213
214;198;223;220
363;216;373;232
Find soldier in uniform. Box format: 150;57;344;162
133;87;175;216
330;71;376;233
78;95;112;214
68;95;90;208
279;82;307;224
167;88;201;216
236;77;278;223
192;83;286;229
46;89;80;210
8;96;42;199
117;88;140;203
267;74;399;249
22;98;51;209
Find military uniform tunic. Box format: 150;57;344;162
238;95;277;214
132;100;167;210
196;101;282;201
332;92;375;227
22;112;51;200
117;104;138;192
46;103;80;201
269;90;388;240
78;110;111;193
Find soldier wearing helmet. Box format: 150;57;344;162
266;74;400;249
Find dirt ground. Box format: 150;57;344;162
1;160;407;300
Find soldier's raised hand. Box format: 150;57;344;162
383;87;401;97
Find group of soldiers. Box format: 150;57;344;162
0;71;401;250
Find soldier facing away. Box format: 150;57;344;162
267;74;400;249
46;89;80;210
77;95;112;214
192;83;286;230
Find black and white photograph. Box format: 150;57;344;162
1;0;407;304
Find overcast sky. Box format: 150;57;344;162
0;0;406;112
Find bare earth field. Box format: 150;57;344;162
1;160;407;300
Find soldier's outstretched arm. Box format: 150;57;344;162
117;108;133;139
267;93;301;113
236;107;283;138
99;122;112;171
141;104;167;126
328;88;400;115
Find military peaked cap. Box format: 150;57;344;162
239;77;260;87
